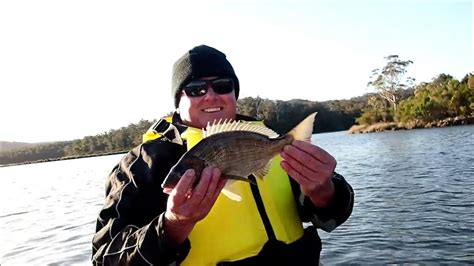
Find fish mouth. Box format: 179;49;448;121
161;180;173;189
202;107;223;113
162;184;173;190
161;172;180;189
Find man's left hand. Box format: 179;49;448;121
280;140;336;208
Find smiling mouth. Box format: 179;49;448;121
202;107;223;113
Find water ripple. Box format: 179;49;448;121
317;126;474;264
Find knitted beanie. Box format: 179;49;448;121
172;45;240;107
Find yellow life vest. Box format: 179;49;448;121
143;119;304;265
142;117;173;143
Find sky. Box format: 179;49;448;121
0;0;472;143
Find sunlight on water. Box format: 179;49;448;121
1;126;473;264
0;154;124;265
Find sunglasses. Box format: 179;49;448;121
183;77;234;97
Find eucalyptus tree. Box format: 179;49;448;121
367;55;415;113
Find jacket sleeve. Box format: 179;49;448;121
92;140;190;265
292;172;354;232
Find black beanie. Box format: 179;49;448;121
172;45;240;108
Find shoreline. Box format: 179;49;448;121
0;151;128;168
2;118;472;167
348;116;474;134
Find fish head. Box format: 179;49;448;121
161;154;206;189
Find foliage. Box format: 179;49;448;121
360;55;472;125
367;55;415;112
358;73;473;125
0;120;152;165
397;74;473;123
237;97;362;134
356;107;393;125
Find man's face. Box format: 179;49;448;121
178;76;237;129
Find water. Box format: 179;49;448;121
1;125;473;265
316;125;474;264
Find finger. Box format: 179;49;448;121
280;160;312;188
282;144;335;173
211;179;227;203
189;166;213;203
282;145;320;172
163;188;173;194
206;167;221;195
291;140;335;165
282;149;336;181
199;167;222;206
173;169;195;197
281;146;323;177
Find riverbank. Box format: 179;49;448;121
3;116;473;166
348;116;474;134
0;151;128;168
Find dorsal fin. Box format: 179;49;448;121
202;120;279;139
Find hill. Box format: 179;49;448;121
0;141;42;153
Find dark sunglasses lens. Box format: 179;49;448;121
211;79;234;94
184;84;207;97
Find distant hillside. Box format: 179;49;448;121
0;141;42;153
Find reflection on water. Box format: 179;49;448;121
1;125;473;264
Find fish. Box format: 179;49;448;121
161;112;317;201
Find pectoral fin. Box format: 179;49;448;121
222;180;242;201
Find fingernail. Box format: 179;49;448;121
186;169;195;176
203;167;212;176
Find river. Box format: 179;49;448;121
1;125;473;265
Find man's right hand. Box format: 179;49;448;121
163;166;226;246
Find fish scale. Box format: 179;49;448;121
196;132;288;177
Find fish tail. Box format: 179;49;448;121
288;112;317;142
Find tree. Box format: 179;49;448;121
468;73;474;90
367;55;415;112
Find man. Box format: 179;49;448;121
92;45;354;265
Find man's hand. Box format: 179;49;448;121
163;166;226;246
280;140;336;208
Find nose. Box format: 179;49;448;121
203;86;219;100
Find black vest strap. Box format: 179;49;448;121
149;118;172;133
248;175;276;241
